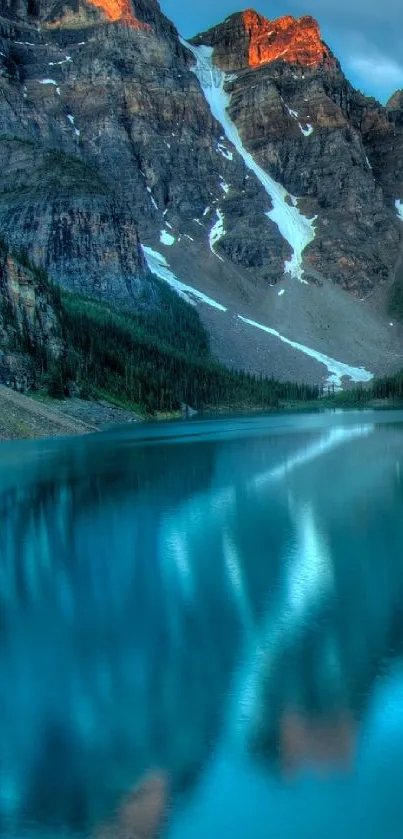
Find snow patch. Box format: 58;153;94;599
160;230;175;246
56;86;61;96
278;289;285;296
219;178;230;194
216;142;233;161
395;199;403;221
183;41;316;282
67;114;75;124
39;79;57;85
365;155;372;170
300;123;314;137
142;246;227;311
237;315;373;388
209;209;225;261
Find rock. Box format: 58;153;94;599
0;243;63;386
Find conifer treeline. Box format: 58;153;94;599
1;251;320;414
49;289;320;413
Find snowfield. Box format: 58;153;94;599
142;245;373;388
238;315;373;388
182;40;317;282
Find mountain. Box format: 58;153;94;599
1;0;403;395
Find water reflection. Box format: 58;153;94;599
1;413;403;838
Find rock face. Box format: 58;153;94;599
0;244;63;388
0;0;289;296
0;0;403;385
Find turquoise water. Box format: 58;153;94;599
1;411;403;837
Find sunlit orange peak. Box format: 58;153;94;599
86;0;149;28
241;9;335;69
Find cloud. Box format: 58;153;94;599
338;30;403;98
347;53;403;89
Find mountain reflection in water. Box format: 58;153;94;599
1;412;403;839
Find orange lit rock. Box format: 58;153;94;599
86;0;149;28
191;9;336;72
280;711;356;775
242;9;335;69
95;772;168;839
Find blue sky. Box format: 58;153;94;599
159;0;403;104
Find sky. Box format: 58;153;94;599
159;0;403;104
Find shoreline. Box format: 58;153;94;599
1;385;402;444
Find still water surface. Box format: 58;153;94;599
1;411;403;838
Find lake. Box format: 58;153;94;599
1;410;403;839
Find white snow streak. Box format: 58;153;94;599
146;187;158;210
183;40;316;281
284;102;299;118
209;209;225;261
142;246;227;311
395;199;403;221
278;289;285;296
237;315;373;388
219;178;230;194
39;78;57;85
160;230;175;246
48;58;70;65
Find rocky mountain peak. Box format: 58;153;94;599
0;0;152;28
78;0;148;27
191;7;337;72
387;89;403;111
